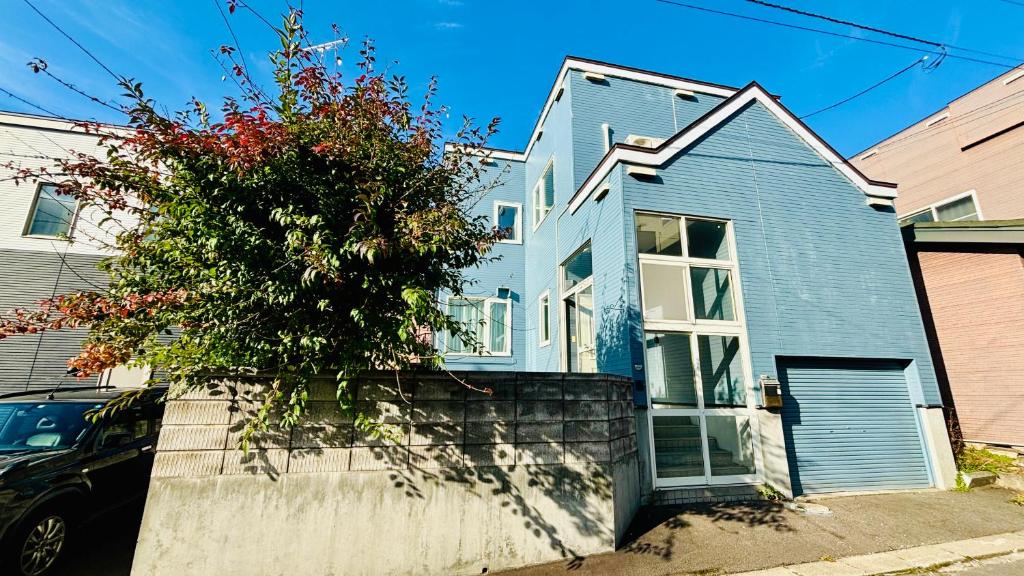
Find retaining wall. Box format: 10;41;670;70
131;371;640;576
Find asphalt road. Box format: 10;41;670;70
937;552;1024;575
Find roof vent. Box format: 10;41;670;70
926;113;949;127
625;134;664;148
583;72;606;82
860;148;879;161
594;182;611;202
1004;70;1024;85
554;82;565;101
675;88;697;99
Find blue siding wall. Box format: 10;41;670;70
608;101;941;405
444;159;527;371
569;71;725;190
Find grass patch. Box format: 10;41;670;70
957;447;1017;475
758;483;785;502
954;473;970;493
1011;493;1024;507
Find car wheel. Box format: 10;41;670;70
11;510;70;576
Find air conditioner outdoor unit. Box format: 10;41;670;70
625;135;663;148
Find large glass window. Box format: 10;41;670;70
636;212;757;486
447;297;511;355
26;184;76;237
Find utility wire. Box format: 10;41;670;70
22;0;123;82
654;0;1020;70
800;56;929;119
746;0;1024;63
0;86;62;117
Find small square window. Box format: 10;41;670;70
635;214;682;257
686;219;729;260
640;262;689;321
26;184;76;237
690;267;735;321
494;202;521;243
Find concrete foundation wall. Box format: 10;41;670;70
132;372;640;576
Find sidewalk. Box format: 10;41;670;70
497;487;1024;576
736;530;1024;575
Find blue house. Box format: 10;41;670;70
443;57;957;498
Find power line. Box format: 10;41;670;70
0;86;62;117
654;0;1021;70
22;0;122;82
746;0;1024;63
801;56;929;120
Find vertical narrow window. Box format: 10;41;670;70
538;292;551;347
25;183;76;237
561;242;596;373
533;159;554;228
494;202;522;243
488;300;509;354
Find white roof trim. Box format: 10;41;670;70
0;110;125;135
569;83;897;214
443;143;525;161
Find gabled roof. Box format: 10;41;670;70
450;56;742;162
568;82;898;214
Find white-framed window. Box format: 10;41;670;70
538;291;551;347
899;190;982;225
24;183;77;238
532;159;554;229
493;201;522;244
560;242;596;373
446;296;511;356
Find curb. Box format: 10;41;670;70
731;530;1024;575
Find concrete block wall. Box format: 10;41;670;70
134;371;640;576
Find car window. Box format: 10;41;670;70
95;407;148;450
0;402;103;453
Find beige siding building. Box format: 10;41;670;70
852;68;1024;449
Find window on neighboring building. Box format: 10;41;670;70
538;292;551;347
25;183;76;237
533;160;554;228
899;192;981;225
494;201;521;244
447;296;511;355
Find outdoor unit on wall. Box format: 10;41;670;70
624;134;664;149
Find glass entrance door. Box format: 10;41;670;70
565;285;596;373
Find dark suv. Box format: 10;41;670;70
0;386;165;576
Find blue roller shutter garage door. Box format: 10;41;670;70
779;358;931;495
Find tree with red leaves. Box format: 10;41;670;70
0;8;502;444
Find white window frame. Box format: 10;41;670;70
634;211;762;490
445;296;512;357
532;158;554;230
23;182;79;239
538;291;551;347
558;242;596;373
493;201;523;244
899;190;984;224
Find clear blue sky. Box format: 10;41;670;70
2;0;1022;156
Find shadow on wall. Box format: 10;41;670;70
194;371;637;570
